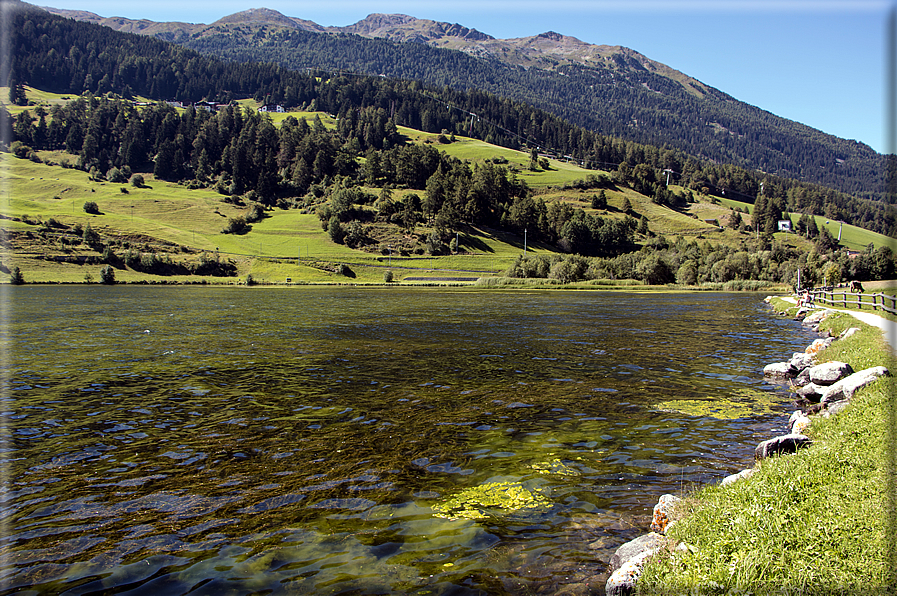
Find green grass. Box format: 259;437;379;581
0;91;879;285
718;197;893;252
638;302;897;594
425;134;599;188
0;149;817;285
813;215;895;252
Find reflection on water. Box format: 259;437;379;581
2;287;817;594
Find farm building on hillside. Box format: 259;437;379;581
259;104;285;113
194;101;223;112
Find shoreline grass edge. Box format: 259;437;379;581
634;297;897;595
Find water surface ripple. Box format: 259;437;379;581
2;287;818;594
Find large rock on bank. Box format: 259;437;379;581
808;361;853;386
755;434;812;460
805;337;834;355
605;549;654;596
802;310;828;326
820;366;891;405
763;361;796;379
650;494;681;535
795;382;826;401
721;468;755;486
790;352;815;371
608;532;665;574
606;533;665;596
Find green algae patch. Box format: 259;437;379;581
530;458;580;476
652;388;783;420
432;481;551;520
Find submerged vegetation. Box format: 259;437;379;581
652;388;786;420
431;481;552;521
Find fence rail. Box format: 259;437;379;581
809;288;897;316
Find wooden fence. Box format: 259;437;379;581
809;288;897;316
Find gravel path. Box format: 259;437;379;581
780;296;896;356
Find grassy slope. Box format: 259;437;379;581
638;303;897;594
0;89;833;285
719;197;893;253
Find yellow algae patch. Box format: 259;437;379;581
530;458;580;476
652;388;782;420
432;481;550;520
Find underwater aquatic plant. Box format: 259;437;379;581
432;481;550;520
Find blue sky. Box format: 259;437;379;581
38;0;895;153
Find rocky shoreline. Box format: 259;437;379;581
602;298;891;596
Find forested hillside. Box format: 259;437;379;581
5;0;896;242
44;5;891;203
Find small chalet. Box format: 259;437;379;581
777;220;792;232
194;101;221;112
258;104;285;113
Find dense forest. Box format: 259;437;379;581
4;1;897;251
140;15;888;203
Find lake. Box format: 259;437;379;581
1;287;818;594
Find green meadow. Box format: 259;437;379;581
0;142;811;286
719;197;892;252
2;91;883;285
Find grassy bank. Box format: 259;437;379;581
637;301;897;594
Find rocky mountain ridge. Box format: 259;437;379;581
41;6;711;97
34;3;887;200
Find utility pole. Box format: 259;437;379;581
524;228;527;256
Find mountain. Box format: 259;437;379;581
43;8;712;97
40;6;888;203
339;14;713;98
10;1;895;237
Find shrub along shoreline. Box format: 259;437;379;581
629;298;896;594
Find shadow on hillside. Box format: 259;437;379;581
460;234;494;253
